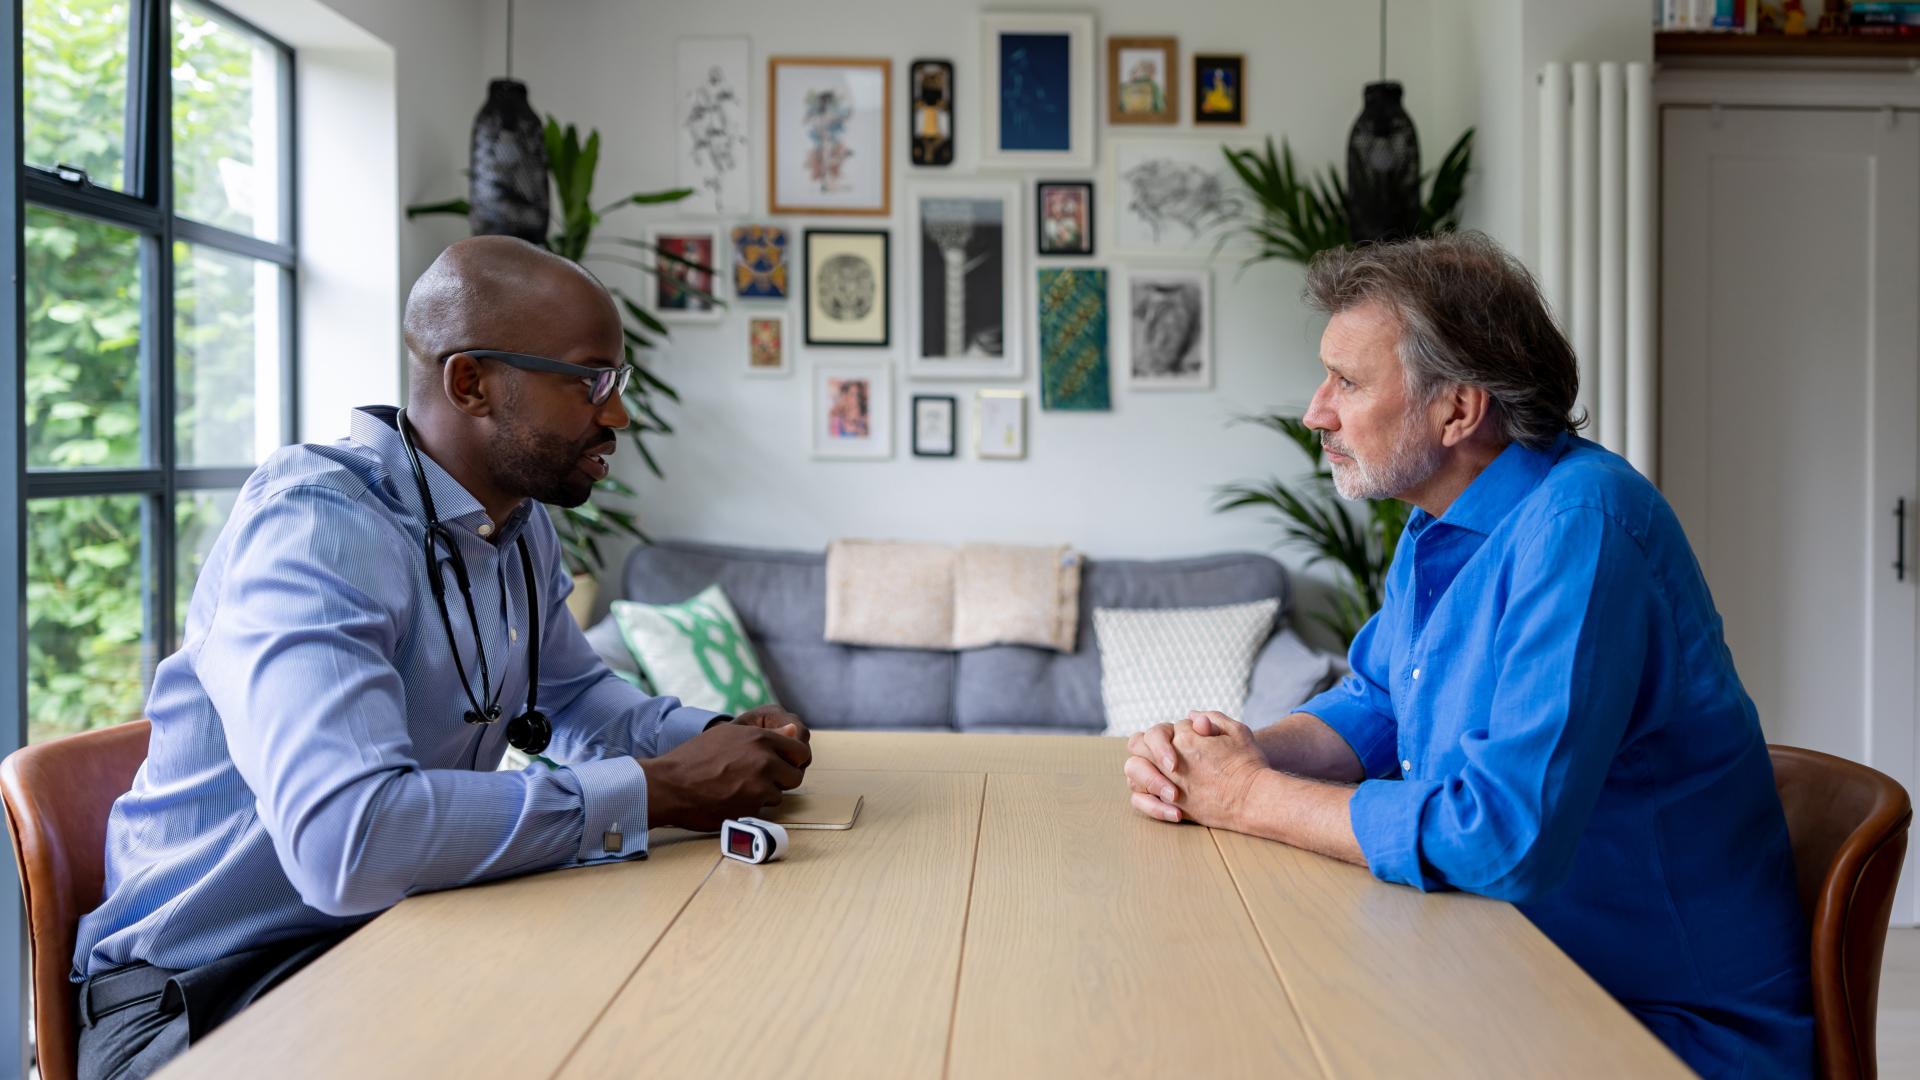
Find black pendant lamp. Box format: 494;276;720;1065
469;0;549;244
1346;0;1422;245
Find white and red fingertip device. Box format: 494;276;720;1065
720;817;789;864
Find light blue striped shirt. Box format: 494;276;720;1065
73;405;718;977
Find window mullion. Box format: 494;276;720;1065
152;0;179;663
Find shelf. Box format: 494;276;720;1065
1656;31;1920;59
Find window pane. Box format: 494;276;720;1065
23;0;134;192
175;488;239;636
175;243;282;466
172;1;284;240
25;206;146;470
27;495;154;744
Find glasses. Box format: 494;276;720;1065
444;349;633;405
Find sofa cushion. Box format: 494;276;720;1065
609;584;776;714
622;540;955;729
1093;598;1281;736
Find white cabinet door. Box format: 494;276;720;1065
1662;105;1919;924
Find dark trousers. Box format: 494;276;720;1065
75;927;356;1080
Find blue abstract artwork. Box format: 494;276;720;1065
998;33;1071;152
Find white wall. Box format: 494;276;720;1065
479;0;1480;581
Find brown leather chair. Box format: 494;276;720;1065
1770;744;1913;1080
1;719;150;1080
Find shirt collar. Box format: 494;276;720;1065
350;405;533;545
1421;431;1569;537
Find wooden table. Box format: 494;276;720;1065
162;732;1690;1078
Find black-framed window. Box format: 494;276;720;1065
19;0;295;744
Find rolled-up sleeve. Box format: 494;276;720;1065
1347;508;1653;902
1298;608;1402;780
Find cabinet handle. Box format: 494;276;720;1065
1898;498;1908;582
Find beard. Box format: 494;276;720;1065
1322;406;1444;501
490;411;612;509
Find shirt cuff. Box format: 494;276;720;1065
1298;681;1401;779
566;755;651;863
1350;777;1444;891
658;706;725;755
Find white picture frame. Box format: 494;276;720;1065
811;360;894;459
769;57;892;216
745;312;790;377
1108;137;1258;258
905;180;1023;379
675;37;752;216
1119;266;1212;391
975;389;1028;459
980;13;1096;170
644;224;726;324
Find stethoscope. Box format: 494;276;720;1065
396;409;552;756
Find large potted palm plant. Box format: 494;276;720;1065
409;118;719;624
1213;130;1471;645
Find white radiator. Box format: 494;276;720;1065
1537;61;1657;479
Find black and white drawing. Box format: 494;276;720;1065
906;182;1022;379
805;229;890;347
676;38;750;215
1123;267;1211;390
1111;139;1255;256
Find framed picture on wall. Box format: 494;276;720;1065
732;224;790;300
1120;266;1211;390
1110;138;1256;257
675;37;752;214
1037;267;1112;412
1036;180;1094;256
912;394;957;457
769;57;892;215
746;312;789;376
980;12;1095;169
975;389;1027;460
1107;36;1178;125
812;360;893;459
906;181;1021;379
645;224;725;323
1193;53;1245;126
804;229;890;347
910;59;954;166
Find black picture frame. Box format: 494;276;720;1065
1192;53;1246;126
909;59;955;167
1035;180;1095;257
804;228;892;348
911;394;958;458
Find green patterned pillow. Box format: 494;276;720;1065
608;584;775;714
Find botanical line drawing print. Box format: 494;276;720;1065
682;62;747;213
1121;157;1245;243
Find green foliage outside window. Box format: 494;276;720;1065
23;0;274;741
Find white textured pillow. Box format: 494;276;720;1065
1094;599;1281;737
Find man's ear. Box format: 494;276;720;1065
441;352;496;418
1438;383;1492;448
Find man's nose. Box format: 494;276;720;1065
1303;383;1336;431
596;387;631;431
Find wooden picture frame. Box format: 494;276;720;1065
768;57;892;216
1107;36;1178;125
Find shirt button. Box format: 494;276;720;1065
1402;759;1414;773
477;523;494;537
509;627;518;642
1412;667;1421;681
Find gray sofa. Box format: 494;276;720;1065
584;540;1340;735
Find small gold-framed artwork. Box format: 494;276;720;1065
768;57;892;216
975;389;1027;459
1107;36;1178;125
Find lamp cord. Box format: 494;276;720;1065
506;0;515;79
1379;0;1387;82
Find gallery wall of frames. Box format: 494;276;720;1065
495;0;1468;558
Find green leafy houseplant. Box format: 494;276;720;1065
408;118;721;579
1212;129;1472;646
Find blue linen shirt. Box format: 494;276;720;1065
74;406;720;978
1298;433;1813;1079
